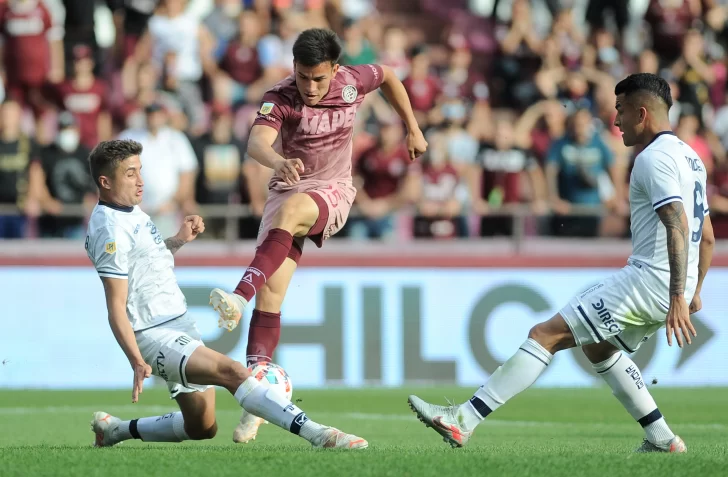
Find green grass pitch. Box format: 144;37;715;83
1;387;727;477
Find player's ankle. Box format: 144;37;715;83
298;420;325;442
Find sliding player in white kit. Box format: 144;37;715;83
85;139;367;449
409;73;715;452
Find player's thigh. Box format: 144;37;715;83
175;387;218;440
271;192;321;235
184;345;251;394
305;182;356;245
256;257;298;313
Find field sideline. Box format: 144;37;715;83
1;387;727;476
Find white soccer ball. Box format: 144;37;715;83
248;361;293;400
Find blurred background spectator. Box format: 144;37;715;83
1;0;728;243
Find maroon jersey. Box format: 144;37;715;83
220;41;263;86
55;79;110;148
645;0;695;60
477;144;537;203
421;162;459;203
0;1;59;85
403;75;440;112
356;143;411;199
253;64;385;190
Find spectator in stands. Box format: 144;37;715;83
437;97;479;170
136;0;216;134
119;102;198;237
350;118;419;240
117;0;160;63
672;29;716;119
441;36;490;106
0;98;40;239
644;0;700;65
0;0;65;143
191;103;266;239
585;0;629;44
340;16;377;66
36;112;96;238
472;113;546;237
61;0;122;77
54;44;112;149
203;0;243;62
119;60;187;131
547;108;615;237
403;45;440;129
378;26;409;80
676;112;717;172
257;12;302;77
413;130;468;239
216;10;281;108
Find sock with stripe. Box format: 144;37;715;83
118;412;188;442
593;352;675;444
234;377;325;442
458;338;553;431
234;228;293;302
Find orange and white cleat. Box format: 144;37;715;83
91;412;123;447
635;435;687;453
209;288;247;331
407;395;473;448
311;427;368;449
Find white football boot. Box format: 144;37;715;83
408;395;474;448
233;411;266;443
209;288;248;331
635;435;687;453
91;412;123;447
310;427;368;449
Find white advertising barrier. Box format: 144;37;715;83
0;266;726;389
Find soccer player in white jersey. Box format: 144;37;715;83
85;139;367;449
408;73;715;453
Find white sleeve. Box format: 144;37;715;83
89;226;134;279
702;169;710;216
173;132;199;173
636;153;683;211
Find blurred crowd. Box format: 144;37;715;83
2;0;728;241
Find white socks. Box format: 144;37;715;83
459;338;553;431
593;353;675;444
234;377;325;441
119;412;189;442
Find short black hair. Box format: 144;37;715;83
292;28;342;67
614;73;673;110
88;139;143;188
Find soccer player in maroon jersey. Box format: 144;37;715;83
209;28;427;443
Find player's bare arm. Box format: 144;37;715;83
164;215;205;254
378;65;428;160
691;214;715;314
100;277;151;403
247;124;304;185
656;201;697;347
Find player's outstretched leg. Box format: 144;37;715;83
210;193;319;331
186;346;367;449
583;342;686;453
91;388;218;447
408;313;573;448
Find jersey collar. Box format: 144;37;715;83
645;131;676;148
98;200;134;213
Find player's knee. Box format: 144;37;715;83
528;315;575;354
186;421;218;440
218;358;251;388
256;283;284;311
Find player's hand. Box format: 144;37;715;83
665;296;697;348
689;293;702;314
131;361;152;403
406;130;428;161
274;158;305;186
177;215;205;242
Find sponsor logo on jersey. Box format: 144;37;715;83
342;85;358;103
104;239;116;254
296;106;357;135
591;298;620;333
260;102;275;115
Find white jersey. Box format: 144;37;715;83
85;202;187;331
628;131;709;302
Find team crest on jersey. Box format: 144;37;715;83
342;85;358;103
259;102;275;115
104;239;116;254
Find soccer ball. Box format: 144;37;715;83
248;361;293;400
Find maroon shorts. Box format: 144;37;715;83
256;179;356;258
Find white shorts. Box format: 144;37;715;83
135;314;212;398
560;264;668;353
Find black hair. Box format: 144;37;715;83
292;28;342;67
614;73;673;110
88;139;143;188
